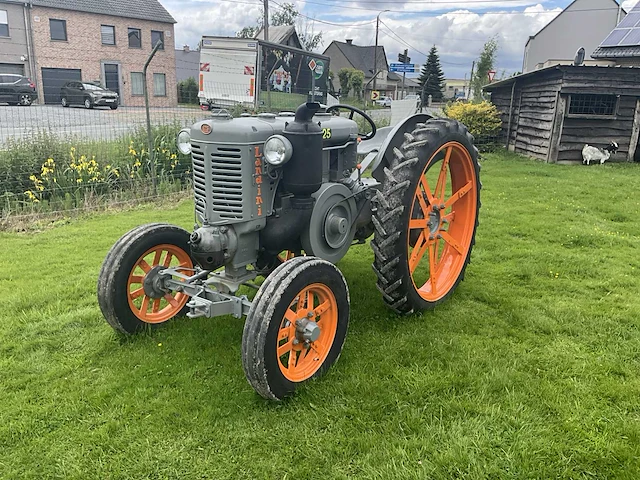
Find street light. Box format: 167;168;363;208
372;9;390;98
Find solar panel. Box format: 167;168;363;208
617;12;640;28
621;28;640;45
601;28;631;46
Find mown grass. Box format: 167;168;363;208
1;151;640;479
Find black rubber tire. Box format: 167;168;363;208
110;105;118;110
97;223;193;334
371;118;481;314
242;256;350;400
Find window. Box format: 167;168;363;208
131;72;144;95
568;94;618;117
151;30;164;50
153;73;166;96
0;10;8;37
128;27;141;48
50;19;67;41
101;25;115;45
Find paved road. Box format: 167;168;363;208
0;104;209;145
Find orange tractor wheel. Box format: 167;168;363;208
371;118;481;313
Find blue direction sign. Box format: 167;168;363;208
390;63;416;73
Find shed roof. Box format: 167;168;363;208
483;64;640;91
30;0;176;24
254;25;302;48
324;40;388;77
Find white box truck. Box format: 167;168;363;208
198;36;330;111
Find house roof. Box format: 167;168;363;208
30;0;176;24
525;0;624;47
324;40;388;77
482;64;640;91
592;1;640;59
254;25;302;48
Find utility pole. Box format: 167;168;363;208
468;60;475;101
263;0;269;41
401;48;408;100
372;10;389;101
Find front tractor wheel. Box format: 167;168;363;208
372;118;481;313
97;223;194;334
242;257;349;400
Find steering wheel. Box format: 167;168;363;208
326;104;377;141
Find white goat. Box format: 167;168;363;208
582;141;619;165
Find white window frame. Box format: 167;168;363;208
131;72;144;96
101;25;115;45
0;10;9;37
153;73;166;97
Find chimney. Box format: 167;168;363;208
345;39;353;45
183;44;190;52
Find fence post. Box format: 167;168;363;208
143;40;163;196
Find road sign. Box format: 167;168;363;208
371;90;380;101
390;63;416;73
308;59;317;71
313;59;325;80
487;70;496;82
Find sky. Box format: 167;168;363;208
163;0;638;79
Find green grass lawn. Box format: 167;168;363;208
1;152;640;479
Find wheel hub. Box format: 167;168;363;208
142;265;169;298
295;317;321;342
427;204;443;237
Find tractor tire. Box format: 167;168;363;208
242;256;349;400
371;118;481;314
97;223;194;334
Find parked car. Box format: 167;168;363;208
375;96;392;108
404;94;419;101
60;82;119;109
0;74;37;106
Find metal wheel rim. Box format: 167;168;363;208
20;95;31;105
406;141;477;302
61;97;67;106
126;243;193;323
277;283;338;382
84;99;91;108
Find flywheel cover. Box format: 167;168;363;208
301;183;357;264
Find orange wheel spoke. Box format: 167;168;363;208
415;186;430;217
163;252;173;267
152;249;162;266
314;300;331;317
277;339;294;357
442;212;455;223
428;242;438;292
129;275;144;284
130;287;144;300
439;231;465;255
435;147;451;201
163;294;179;307
152;298;161;313
138;260;151;273
139;295;150;314
409;232;428;274
419;176;435;206
409;218;428;229
288;350;299;371
297;288;309;311
284;308;297;323
444;180;473;209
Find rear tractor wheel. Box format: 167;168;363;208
242;256;349;400
97;223;194;334
371;118;481;313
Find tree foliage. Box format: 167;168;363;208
350;70;364;99
337;68;364;98
338;68;352;96
236;3;323;51
444;101;501;137
471;37;498;101
418;46;445;103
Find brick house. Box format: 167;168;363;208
30;0;177;106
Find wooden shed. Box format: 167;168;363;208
484;65;640;163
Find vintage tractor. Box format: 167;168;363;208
97;102;480;401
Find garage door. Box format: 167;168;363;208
0;63;25;75
41;67;82;104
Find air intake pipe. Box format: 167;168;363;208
282;103;323;198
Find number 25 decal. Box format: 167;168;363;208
322;128;332;139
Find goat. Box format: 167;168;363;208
582;141;619;165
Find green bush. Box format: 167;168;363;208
443;101;502;138
177;77;199;104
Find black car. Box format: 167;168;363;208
60;82;119;110
0;74;37;106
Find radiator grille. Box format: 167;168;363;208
211;147;243;219
191;143;246;222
